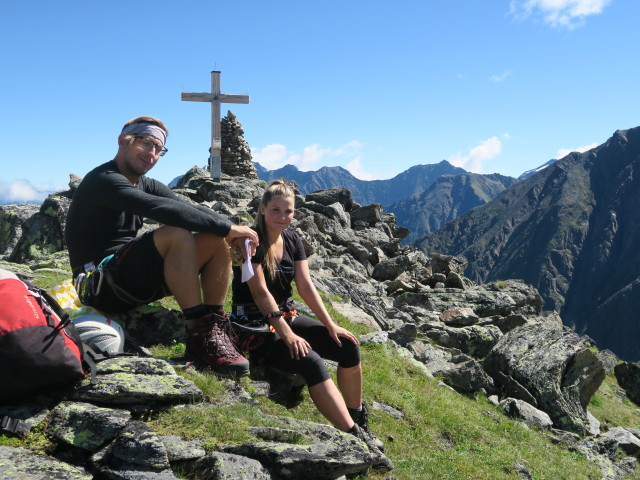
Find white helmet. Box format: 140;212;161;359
72;314;125;356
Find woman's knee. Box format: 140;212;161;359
338;338;361;368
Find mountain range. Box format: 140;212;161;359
417;127;640;362
255;160;518;242
255;160;467;206
386;172;517;244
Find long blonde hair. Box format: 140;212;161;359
255;179;295;279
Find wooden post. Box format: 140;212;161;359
181;71;249;180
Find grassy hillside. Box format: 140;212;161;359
5;271;639;479
148;290;633;480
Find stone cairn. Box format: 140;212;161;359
221;110;258;179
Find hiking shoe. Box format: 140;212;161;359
348;424;394;472
185;312;250;378
348;402;385;452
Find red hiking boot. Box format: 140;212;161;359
185;312;250;378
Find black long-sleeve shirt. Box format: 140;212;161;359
65;160;232;274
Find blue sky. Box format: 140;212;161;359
1;0;636;203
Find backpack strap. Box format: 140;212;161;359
1;416;31;437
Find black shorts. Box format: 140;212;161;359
254;314;361;387
91;231;170;313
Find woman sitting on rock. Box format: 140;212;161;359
230;179;390;467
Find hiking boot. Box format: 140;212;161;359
348;402;385;452
348;423;395;472
185;312;250;378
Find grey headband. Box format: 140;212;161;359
121;123;167;145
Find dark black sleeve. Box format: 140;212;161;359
94;172;232;236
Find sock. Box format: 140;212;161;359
183;304;208;320
205;304;224;314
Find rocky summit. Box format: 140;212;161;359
2;165;640;479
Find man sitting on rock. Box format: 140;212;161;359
65;116;258;378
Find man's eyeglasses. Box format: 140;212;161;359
135;136;168;156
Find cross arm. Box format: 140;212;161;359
181;92;249;104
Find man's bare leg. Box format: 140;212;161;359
153;227;248;377
153;226;202;309
193;232;231;306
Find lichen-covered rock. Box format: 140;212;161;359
47;401;131;451
71;357;202;405
600;427;640;456
8;211;64;264
388;322;418;346
440;306;479;327
483;322;605;434
302;201;350;228
312;275;395;331
438;359;495;394
350;204;382;226
406;340;457;374
224;416;387;479
614;361;640;406
425;324;503;358
431;252;467;275
158;435;205;463
372;254;416;281
394;288;518;318
92;420;174;479
305;188;354;212
0;204;39;258
182;451;272;480
112;305;186;346
501;398;553;430
575;435;638;480
0;446;92;480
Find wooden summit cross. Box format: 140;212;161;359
181;71;249;180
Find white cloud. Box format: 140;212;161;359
448;136;504;173
509;0;612;29
252;140;365;172
555;142;598;159
490;70;511;83
0;179;57;204
345;157;376;181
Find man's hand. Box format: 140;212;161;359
225;225;259;258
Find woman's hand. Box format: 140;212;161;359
326;322;360;347
282;332;312;360
225;225;258;258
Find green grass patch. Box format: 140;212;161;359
357;344;600;479
589;375;640;431
31;270;72;289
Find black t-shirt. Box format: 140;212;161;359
232;229;307;308
65;160;232;274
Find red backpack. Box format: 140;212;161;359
0;269;85;405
